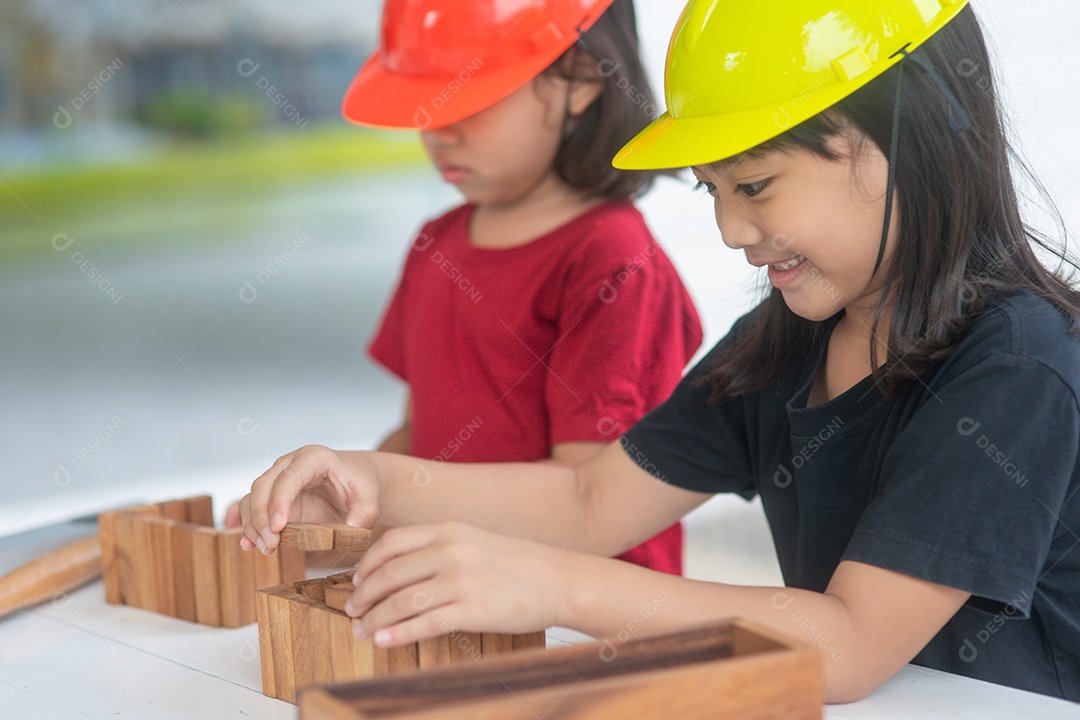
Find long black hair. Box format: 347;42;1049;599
704;4;1080;402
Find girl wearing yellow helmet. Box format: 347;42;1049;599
238;0;1080;703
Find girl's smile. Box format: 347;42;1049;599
693;129;898;324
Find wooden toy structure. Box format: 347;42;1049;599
299;620;823;720
97;496;307;627
257;524;546;703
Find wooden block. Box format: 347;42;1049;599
323;583;353;613
279;547;307;584
159;499;188;522
254;544;283;591
298;620;823;720
309;605;336;689
111;504;162;607
191;525;222;627
417;635;451;670
512;631;546;652
218;528;256;628
171;523;198;622
387;643;418;673
255;589;277;698
327;610;374;684
295;576;338;603
449;632;483;664
148;517;178;617
184;495;214;527
290;592;320;697
481;633;513;657
372;642;392;676
268;589;297;703
131;514;160;613
281;523;336;551
97;510;121;604
329;525;373;553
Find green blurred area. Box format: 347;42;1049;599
0;125;427;260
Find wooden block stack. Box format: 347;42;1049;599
97;496;306;628
257;523;546;704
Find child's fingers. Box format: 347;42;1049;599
245;453;302;549
345;545;443;618
223;500;241;529
352;525;440;587
353;581;457;647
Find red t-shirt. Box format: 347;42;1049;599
370;201;702;574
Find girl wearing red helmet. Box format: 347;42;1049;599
340;0;699;575
239;0;1080;704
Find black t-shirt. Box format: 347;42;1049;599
622;291;1080;701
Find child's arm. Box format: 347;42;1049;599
346;522;970;704
238;440;708;557
375;393;413;455
544;442;606;467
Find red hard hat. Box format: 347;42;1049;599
342;0;616;130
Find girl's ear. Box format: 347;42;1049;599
568;78;604;117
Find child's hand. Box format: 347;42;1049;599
238;446;383;554
344;522;562;645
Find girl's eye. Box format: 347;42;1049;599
693;181;717;196
735;179;770;198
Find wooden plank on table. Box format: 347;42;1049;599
267;588;297;702
148;517;178;617
512;631;546;652
184;495;214;527
308;605;336;689
323;583;353;613
326;608;374;684
280;523;335;551
111;505;162;607
171;522;197;622
218;527;256;627
449;632;484;664
159;499;188;522
255;588;277;698
289;592;322;698
97;510;121;604
418;635;451;670
191;525;222;627
481;633;514;657
387;643;419;673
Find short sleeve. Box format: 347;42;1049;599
619;318;757;498
543;245;702;445
843;356;1079;615
368;243;416;382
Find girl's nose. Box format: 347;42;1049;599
714;199;766;251
420;123;461;148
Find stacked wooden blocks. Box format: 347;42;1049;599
97;496;306;627
257;524;546;703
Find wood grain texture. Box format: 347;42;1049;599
512;632;546;652
289;592;321;697
299;621;824;720
160;499;188;522
97;511;121;604
449;632;483;664
148;517;178;617
183;495;214;527
112;505;162;607
387;643;419;673
191;526;222;627
481;633;513;656
329;525;373;553
281;524;335;551
131;514;160;613
254;545;283;591
327;610;374;684
323;583;353;613
255;588;277;698
299;689;359;720
217;528;255;628
0;535;101;619
417;636;451;670
171;523;197;622
279;547;307;585
268;589;298;703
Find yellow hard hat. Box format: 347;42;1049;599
613;0;970;170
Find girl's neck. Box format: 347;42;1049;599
469;174;605;250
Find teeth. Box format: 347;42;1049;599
771;255;804;272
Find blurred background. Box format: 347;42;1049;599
1;1;1077;584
